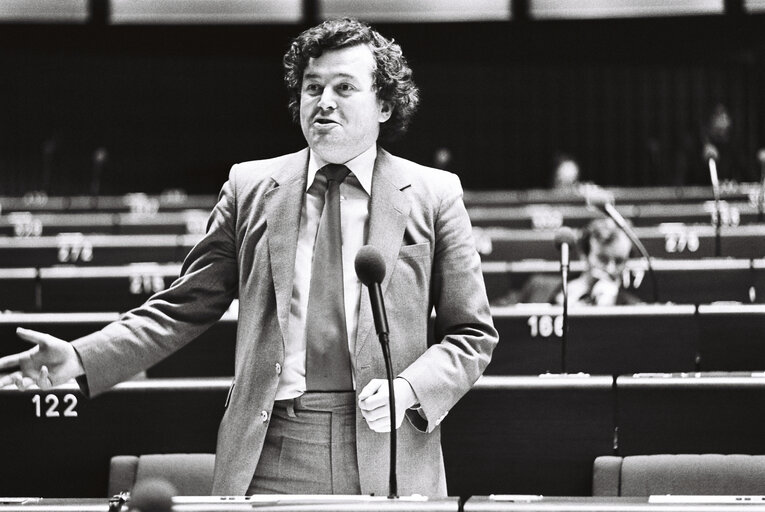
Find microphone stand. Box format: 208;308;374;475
560;243;569;374
709;156;722;257
368;283;398;499
379;332;397;499
603;203;660;303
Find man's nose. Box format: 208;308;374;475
317;89;337;110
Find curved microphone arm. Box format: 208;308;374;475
601;203;660;304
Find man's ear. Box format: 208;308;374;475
379;102;393;123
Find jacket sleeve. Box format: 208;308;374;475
73;167;240;396
398;174;498;433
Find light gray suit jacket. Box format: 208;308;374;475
73;147;498;497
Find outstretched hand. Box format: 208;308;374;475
0;328;84;390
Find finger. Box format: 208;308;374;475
0;371;21;388
38;365;52;390
358;379;384;401
366;417;392;433
360;405;389;422
0;353;23;371
16;328;57;348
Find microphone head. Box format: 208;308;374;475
355;245;386;286
703;143;719;161
129;479;176;512
554;227;577;250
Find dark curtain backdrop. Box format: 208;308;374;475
1;15;764;195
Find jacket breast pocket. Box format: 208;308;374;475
398;242;431;261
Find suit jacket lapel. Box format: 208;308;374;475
355;148;411;359
265;149;309;343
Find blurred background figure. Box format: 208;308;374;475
550;153;581;190
675;102;752;185
494;218;641;306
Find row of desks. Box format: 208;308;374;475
0;225;763;268
0;201;762;236
1;184;758;213
5;497;765;512
4;374;765;497
0;258;762;313
1;304;763;378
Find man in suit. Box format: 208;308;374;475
494;218;640;306
0;18;497;497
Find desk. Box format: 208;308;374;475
0;379;227;497
483;258;763;305
38;264;182;313
0;497;458;512
468;202;760;230
441;375;615;498
465;496;765;512
0;234;200;267
476;225;765;262
486;305;698;375
0;211;209;237
0;376;613;498
616;374;765;456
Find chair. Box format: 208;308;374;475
108;453;215;496
593;454;765;496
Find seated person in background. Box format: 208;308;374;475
495;218;641;306
550;153;581;190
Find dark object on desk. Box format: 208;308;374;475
593;454;765;496
109;454;214;496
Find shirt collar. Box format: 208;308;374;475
307;144;376;196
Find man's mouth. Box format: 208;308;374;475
314;118;337;125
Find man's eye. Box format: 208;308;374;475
304;83;321;94
338;83;356;92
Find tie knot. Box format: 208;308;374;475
321;164;351;184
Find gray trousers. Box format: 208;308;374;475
247;391;361;494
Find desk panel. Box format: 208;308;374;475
0;268;38;312
484;259;763;305
441;376;615;498
0;380;226;497
0;313;236;378
0;235;199;267
487;305;698;375
616;374;765;456
476;225;765;262
39;264;182;313
468;202;759;230
696;305;765;371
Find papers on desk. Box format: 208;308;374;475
650;495;765;503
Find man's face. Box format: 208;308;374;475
299;44;391;164
586;234;631;282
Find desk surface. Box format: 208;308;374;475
0;497;459;512
465;496;765;512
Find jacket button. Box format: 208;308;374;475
275;363;282;375
260;410;268;422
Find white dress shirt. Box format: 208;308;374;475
276;144;376;400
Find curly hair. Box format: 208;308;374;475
283;18;420;142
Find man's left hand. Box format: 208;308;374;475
358;377;418;432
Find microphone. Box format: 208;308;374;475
586;194;660;303
91;147;108;199
354;245;397;499
554;227;576;374
129;479;176;512
355;245;389;336
704;143;722;256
